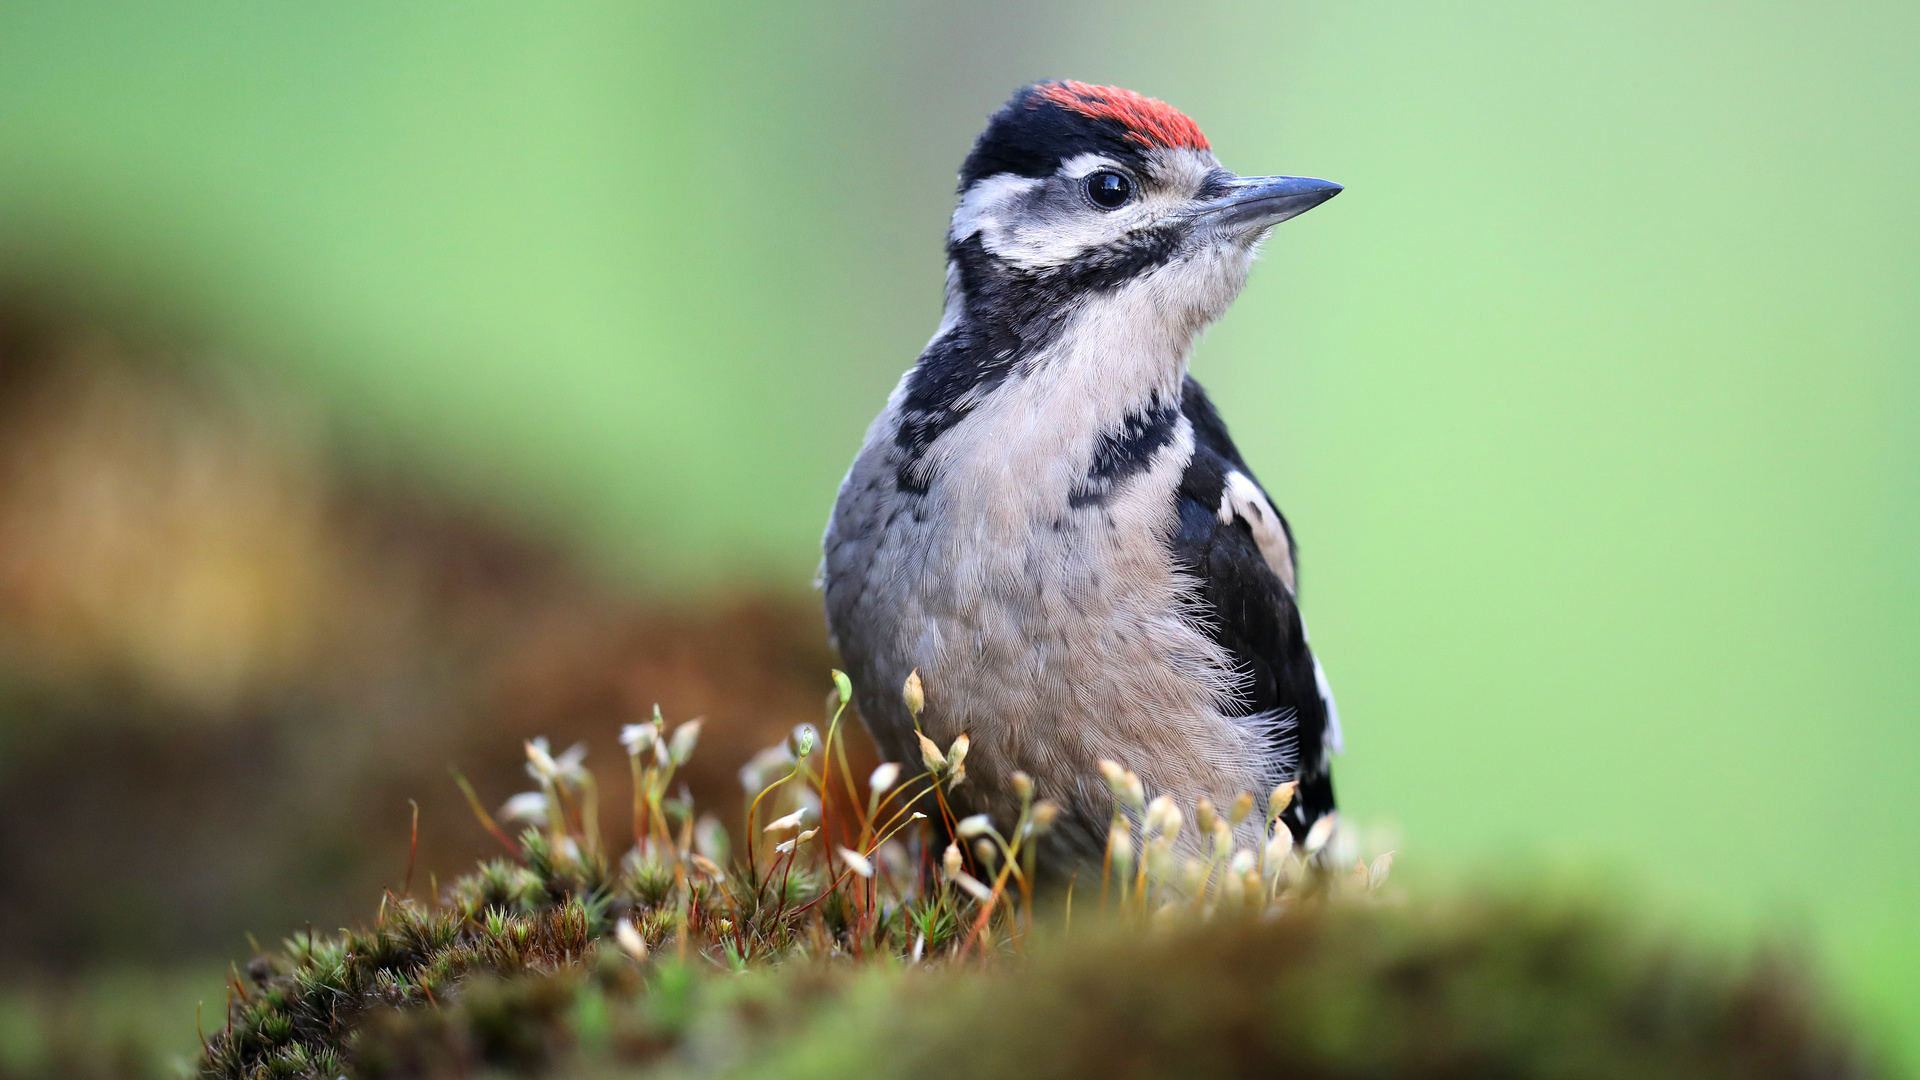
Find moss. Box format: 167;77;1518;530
750;900;1871;1080
199;895;604;1078
194;684;1884;1080
306;897;1878;1080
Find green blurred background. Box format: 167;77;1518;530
0;0;1914;1071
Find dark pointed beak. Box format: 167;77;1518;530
1191;174;1343;231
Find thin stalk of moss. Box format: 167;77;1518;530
824;699;864;832
959;856;1019;960
683;857;698;957
451;768;521;856
578;771;601;862
1101;828;1114;912
743;758;809;886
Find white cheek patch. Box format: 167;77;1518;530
986;215;1128;268
950;171;1100;267
1217;469;1295;593
950;154;1198;271
949;173;1042;244
979;197;1150;269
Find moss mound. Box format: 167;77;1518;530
208;874;1876;1079
197;685;1882;1079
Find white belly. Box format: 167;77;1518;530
827;374;1275;833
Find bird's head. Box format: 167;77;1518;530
945;81;1340;345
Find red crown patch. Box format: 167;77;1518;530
1032;81;1210;152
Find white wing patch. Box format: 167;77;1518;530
1313;654;1344;755
1219;469;1343;757
1216;469;1295;594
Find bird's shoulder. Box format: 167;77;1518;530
1167;377;1303;687
1168;376;1336;832
1174;376;1295;586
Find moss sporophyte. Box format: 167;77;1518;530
199;670;1874;1080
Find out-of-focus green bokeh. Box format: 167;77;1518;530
0;0;1913;1066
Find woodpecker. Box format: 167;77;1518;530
823;81;1343;861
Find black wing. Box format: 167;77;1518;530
1170;376;1336;838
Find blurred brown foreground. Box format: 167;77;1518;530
0;298;844;977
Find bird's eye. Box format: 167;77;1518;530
1084;170;1133;209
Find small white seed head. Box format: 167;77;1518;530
790;724;817;759
667;719;703;766
1304;812;1338;855
1368;851;1395;891
952;871;993;902
619;724;657;758
1144;795;1175;835
524;738;558;781
1268;780;1297;821
1195;798;1217;838
838;846;875;878
917;732;946;774
763;808;808;834
1028;800;1061;833
1229;848;1257;877
1159;803;1183;844
901;668;924;717
614;918;649;962
1108;824;1134;872
499;792;549;825
1265;829;1294;868
1010;770;1033;801
955;813;993;838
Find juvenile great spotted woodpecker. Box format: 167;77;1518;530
823;81;1343;862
